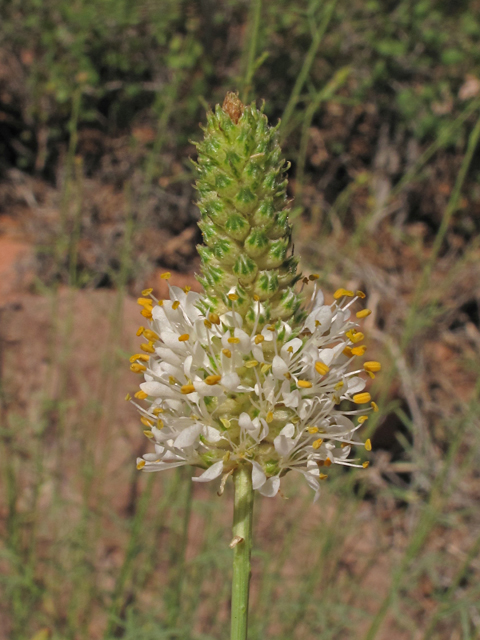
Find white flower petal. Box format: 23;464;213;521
141;461;187;472
238;412;254;430
174;424;202;448
154;347;182;366
193;380;224;397
221;372;241;391
274;434;295;458
272;355;289;379
347;376;365;394
251;461;267;489
259;476;280;497
140;381;179;399
202;426;223;442
280;338;303;359
280;423;295;438
192;460;224;482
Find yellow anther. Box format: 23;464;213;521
160;272;171;280
315;361;330;375
220;418;231;429
141;288;153;296
228;293;239;301
222;348;232;358
141;416;154;427
356;290;366;299
169;376;177;385
204;319;212;328
297;380;313;389
335;380;344;390
172;300;180;310
125;393;132;401
319;473;328;480
135;390;148;400
181;384;195;394
324;458;332;467
228;337;240;344
178;334;190;342
253;294;260;301
287;346;293;353
365;439;372;451
364;361;381;373
309;274;319;281
205;375;222;385
312;438;323;450
353;392;371;404
358;415;369;424
141;342;155;354
307;426;319;434
137;297;153;306
343;346;353;357
157;299;164;306
340;442;348;448
143;430;154;438
209;312;221;324
130;353;149;363
141;309;153;319
152;407;164;415
245;360;258;368
130;363;146;373
351;345;367;356
367;371;376;379
356;309;371;319
137;459;146;470
266;325;276;331
346;329;364;344
371;401;379;412
143;329;159;342
254;334;264;344
261;363;272;374
333;288;354;299
136;326;145;336
284;372;292;380
156;419;164;429
183;285;191;293
362;461;370;468
266;411;274;423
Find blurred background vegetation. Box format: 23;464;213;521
0;1;480;639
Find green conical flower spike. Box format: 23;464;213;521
194;93;303;327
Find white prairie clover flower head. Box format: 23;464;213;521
128;93;379;501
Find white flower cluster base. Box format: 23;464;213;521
129;279;378;500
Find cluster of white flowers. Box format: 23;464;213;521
128;274;379;500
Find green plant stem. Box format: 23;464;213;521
231;465;254;640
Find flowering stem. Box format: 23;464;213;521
231;465;254;640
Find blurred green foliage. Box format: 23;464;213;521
1;0;480;175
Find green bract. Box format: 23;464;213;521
194;93;303;327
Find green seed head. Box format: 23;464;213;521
194;92;303;327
